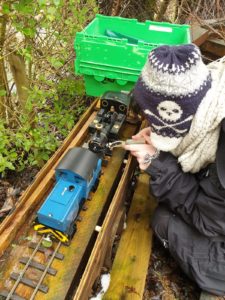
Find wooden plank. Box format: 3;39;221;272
103;173;157;300
73;155;137;300
10;272;49;293
201;38;225;57
0;102;97;257
19;257;57;275
0;290;25;300
29;242;64;260
191;24;210;46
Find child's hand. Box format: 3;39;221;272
124;143;158;170
132;127;151;145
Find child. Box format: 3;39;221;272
124;43;225;296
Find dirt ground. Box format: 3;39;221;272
0;167;39;222
144;237;201;300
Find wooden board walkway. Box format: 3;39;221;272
102;173;157;300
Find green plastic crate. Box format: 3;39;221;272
75;14;191;96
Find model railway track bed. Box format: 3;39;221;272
0;100;142;300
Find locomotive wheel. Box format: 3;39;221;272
92;178;100;192
68;223;77;240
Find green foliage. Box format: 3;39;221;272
0;122;17;172
0;77;86;173
0;0;98;174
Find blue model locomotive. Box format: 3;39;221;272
34;91;131;244
34;147;102;244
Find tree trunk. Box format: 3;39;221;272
155;0;171;21
145;0;159;20
0;15;7;118
175;0;193;23
111;0;122;16
8;52;29;112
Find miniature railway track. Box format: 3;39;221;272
0;101;141;300
0;237;63;300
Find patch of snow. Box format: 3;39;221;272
89;273;110;300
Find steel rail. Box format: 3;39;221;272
29;241;62;300
6;237;44;300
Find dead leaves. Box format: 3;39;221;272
0;180;21;218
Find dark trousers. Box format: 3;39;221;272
151;204;170;248
151;204;225;296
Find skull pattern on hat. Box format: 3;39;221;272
133;43;212;151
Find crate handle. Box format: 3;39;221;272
149;25;173;33
94;75;104;82
116;79;127;86
105;29;145;44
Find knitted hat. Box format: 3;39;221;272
133;43;212;151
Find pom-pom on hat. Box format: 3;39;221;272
133;43;212;151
